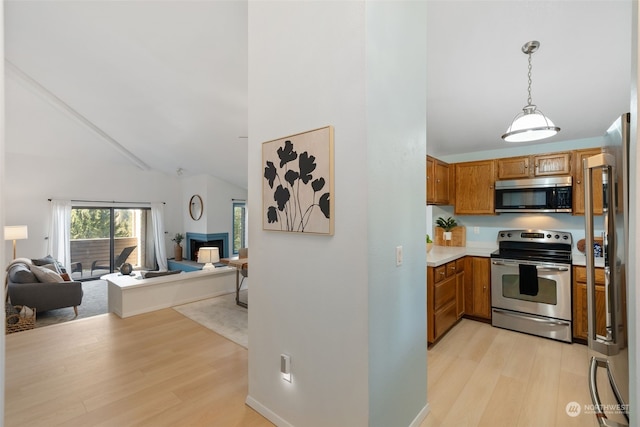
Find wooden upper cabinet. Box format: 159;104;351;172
454;160;496;215
497;156;530;179
533;152;571;176
573;148;604;216
426;156;434;204
497;152;571;180
426;156;450;205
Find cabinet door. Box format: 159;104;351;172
462;256;491;319
497;156;530;179
456;271;465;319
454;160;496;215
471;257;491;319
533;152;571;176
434;161;450;204
427;267;434;343
573;282;607;340
573;148;603;215
426;156;434;204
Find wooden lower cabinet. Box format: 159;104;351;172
427;259;464;344
463;256;491;320
427;256;490;344
573;266;606;340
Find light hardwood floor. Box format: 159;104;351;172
5;310;273;427
6;311;604;427
421;319;599;427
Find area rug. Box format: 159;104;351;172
35;280;108;328
173;291;248;348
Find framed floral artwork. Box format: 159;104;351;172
262;126;334;235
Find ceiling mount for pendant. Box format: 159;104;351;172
502;40;560;143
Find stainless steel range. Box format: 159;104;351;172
490;229;573;343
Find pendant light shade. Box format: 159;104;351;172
502;41;560;142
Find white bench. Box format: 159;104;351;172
103;267;236;318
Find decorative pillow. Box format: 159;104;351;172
60;273;71;281
8;263;37;284
31;265;64;283
32;255;62;273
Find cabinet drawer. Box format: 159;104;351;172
434;276;456;309
446;261;457;277
434;299;457;338
574;266;605;284
434;265;447;283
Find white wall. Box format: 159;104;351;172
179;174;248;257
1;1;6;420
247;2;426;426
3;151;183;263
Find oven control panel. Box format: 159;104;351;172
497;229;572;244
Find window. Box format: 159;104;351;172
70;207;155;279
232;202;247;255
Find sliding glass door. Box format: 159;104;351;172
70;207;155;280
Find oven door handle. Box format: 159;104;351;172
491;260;569;272
537;266;570;272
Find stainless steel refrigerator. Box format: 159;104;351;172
583;112;630;426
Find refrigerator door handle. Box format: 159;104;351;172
584;154;620;356
588;357;629;426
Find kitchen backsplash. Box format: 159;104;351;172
427;205;603;250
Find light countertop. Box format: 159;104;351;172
427;245;606;268
427;244;496;267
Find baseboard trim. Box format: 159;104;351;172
246;394;294;427
246;395;430;427
409;403;430;427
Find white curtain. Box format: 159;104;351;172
151;202;168;271
48;199;72;271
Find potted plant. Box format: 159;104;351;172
172;233;184;261
426;234;434;253
436;216;458;241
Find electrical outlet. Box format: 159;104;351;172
474;226;480;234
396;246;403;266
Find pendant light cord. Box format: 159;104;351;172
527;51;533;106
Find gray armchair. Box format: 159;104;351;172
6;261;83;316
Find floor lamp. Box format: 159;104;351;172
4;225;28;259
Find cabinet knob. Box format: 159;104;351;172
439;271;445;276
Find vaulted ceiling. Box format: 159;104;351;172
5;1;633;190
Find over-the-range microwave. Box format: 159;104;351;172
494;176;573;213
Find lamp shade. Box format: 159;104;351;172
4;225;28;241
197;247;220;270
502;106;560;143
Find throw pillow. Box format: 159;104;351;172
32;255;62;273
60;273;71;281
31;265;64;283
8;263;37;284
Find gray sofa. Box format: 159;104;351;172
6;258;84;315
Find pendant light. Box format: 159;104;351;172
502;41;560;142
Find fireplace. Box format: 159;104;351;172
185;232;229;260
191;239;223;261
